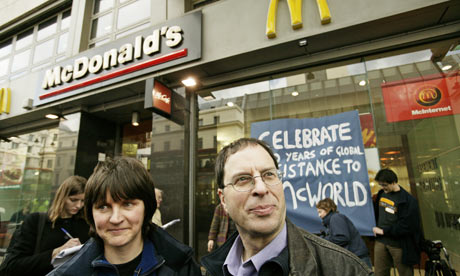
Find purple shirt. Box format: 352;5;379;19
223;223;287;276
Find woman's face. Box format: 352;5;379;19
92;193;145;254
62;193;85;218
317;208;328;219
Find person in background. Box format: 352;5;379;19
207;202;236;252
373;168;422;276
47;156;201;276
2;176;89;276
316;198;372;268
201;138;372;276
9;201;31;225
152;188;163;226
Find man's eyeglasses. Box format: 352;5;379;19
224;169;283;192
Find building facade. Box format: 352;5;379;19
0;0;459;267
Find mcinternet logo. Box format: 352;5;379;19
42;26;183;90
415;85;442;107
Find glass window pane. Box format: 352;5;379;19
0;58;9;77
11;49;30;72
57;32;68;54
0;39;12;58
117;0;150;30
90;13;113;39
61;10;71;30
15;29;33;51
94;0;114;14
33;39;55;64
37;17;57;41
115;22;149;39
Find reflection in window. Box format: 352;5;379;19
57;32;68;54
61;10;71;30
11;49;30;72
0;59;9;77
33;39;55;64
115;22;150;39
15;29;33;51
117;0;150;30
37;17;57;41
0;39;12;58
91;13;113;39
94;0;114;14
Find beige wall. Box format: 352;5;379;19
0;0;49;28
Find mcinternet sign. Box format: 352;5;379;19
42;26;183;89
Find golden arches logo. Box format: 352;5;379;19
266;0;331;39
415;86;441;107
0;88;11;114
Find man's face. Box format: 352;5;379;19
218;145;286;239
92;192;145;253
379;181;397;193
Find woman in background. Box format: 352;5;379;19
316;198;372;269
2;175;90;276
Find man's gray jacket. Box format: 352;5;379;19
201;219;373;276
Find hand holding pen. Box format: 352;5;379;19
52;228;81;259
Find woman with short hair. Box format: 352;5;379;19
47;156;201;276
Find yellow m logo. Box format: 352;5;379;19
266;0;331;39
0;88;11;114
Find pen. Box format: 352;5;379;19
60;228;74;239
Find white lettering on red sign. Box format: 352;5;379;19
153;90;171;105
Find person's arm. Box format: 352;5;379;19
326;214;351;247
207;205;222;252
4;213;54;276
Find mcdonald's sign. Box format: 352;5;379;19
0;88;11;114
266;0;331;39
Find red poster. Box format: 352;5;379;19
381;72;460;122
359;113;376;148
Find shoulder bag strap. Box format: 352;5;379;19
33;212;47;255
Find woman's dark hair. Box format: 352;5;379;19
48;175;87;227
316;198;337;213
375;168;398;184
215;138;278;189
84;157;157;238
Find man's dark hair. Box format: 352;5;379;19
215;138;278;189
85;156;157;238
375;168;398;184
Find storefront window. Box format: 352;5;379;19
196;39;460;263
121;113;188;243
0;129;59;252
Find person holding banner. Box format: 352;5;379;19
316;198;372;269
372;168;423;276
201;138;372;276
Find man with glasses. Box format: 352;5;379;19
201;138;372;276
373;168;423;276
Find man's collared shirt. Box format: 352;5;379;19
223;223;287;276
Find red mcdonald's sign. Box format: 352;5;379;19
381;72;460;122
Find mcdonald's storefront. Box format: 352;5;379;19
0;0;460;266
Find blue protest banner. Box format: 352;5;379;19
251;110;375;235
